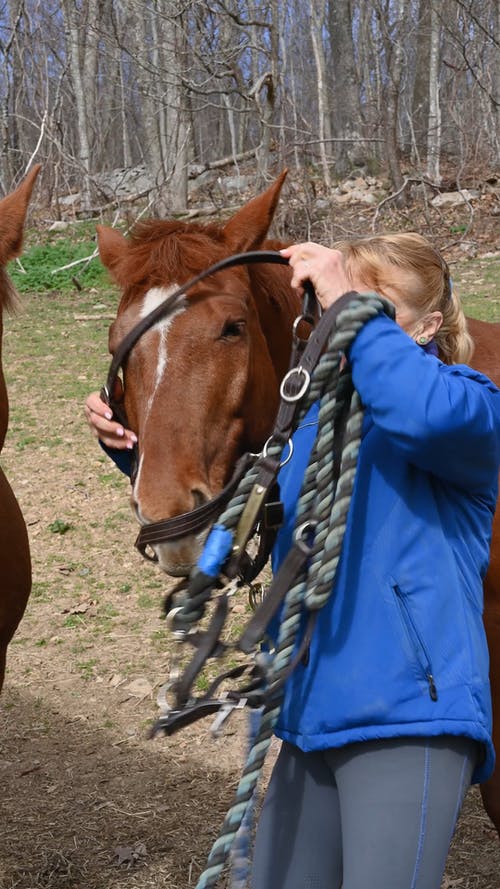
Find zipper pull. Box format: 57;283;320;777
427;673;438;701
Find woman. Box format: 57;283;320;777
86;233;500;889
250;235;500;889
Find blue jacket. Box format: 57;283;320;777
272;313;500;784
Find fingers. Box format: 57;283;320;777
85;390;113;422
84;391;138;450
280;243;352;309
280;243;315;290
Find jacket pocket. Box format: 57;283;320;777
392;584;438;702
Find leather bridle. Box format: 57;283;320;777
101;250;316;563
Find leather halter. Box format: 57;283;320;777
101;250;315;562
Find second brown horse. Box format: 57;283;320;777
0;165;40;692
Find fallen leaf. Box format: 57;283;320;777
125;678;153;698
113;842;147;868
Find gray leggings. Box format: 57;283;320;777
250;736;478;889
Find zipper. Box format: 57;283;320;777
393;584;438;701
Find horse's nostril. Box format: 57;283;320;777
191;488;210;510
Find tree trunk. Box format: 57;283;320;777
135;1;188;216
0;0;25;189
310;0;332;187
62;0;94;213
426;7;442;183
410;1;432;159
488;0;500;164
163;5;189;213
328;0;364;177
377;0;407;201
250;5;278;181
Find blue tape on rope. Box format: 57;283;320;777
197;524;234;577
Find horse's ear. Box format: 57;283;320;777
97;225;128;284
0;164;41;265
222;169;288;252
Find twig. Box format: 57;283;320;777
73;314;116;321
19;764;42;777
175;204;241;220
188;146;259;178
51;247;99;274
23;108;48;176
371;174;446;231
372;178;411;230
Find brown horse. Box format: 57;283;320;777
97;172;500;837
466;317;500;835
0;165;40;692
97;171;299;576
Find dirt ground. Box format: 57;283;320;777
0;379;254;885
1;238;500;887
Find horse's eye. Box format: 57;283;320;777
220;320;245;340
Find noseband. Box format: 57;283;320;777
101;250;316;563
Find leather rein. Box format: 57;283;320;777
101;250;316;563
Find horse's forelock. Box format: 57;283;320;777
118;220;231;309
116;221;295;323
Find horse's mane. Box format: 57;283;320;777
0;267;21;315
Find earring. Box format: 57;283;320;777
418;336;428;345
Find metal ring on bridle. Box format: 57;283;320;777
294;519;318;543
166;605;188;633
292;313;315;343
262;434;294;467
279;366;311;402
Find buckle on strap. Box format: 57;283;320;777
279;366;311;402
149;694;248;738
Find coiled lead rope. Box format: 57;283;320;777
187;293;394;888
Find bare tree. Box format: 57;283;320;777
410;1;432;160
61;0;100;212
427;5;442;182
374;0;409;200
0;0;25;188
310;0;332;187
327;0;365;178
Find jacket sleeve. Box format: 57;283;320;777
99;440;133;478
347;313;500;493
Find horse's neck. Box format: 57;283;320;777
467;317;500;389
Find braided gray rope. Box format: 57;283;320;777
193;293;393;889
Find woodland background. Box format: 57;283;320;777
0;0;498;220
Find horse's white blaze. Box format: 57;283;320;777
133;285;185;498
139;284;184;397
133;452;145;503
139;284;180;318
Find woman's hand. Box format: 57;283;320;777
84;390;137;450
280;242;365;310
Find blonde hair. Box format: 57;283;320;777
334;232;473;365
